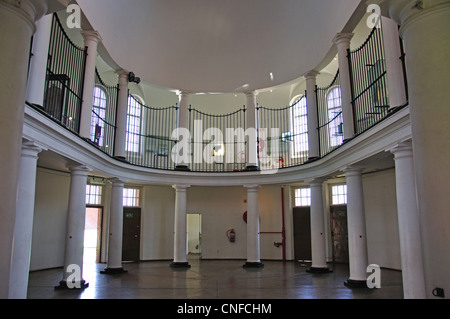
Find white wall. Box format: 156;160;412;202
30;168;70;271
363;169;401;270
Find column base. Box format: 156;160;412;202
243;262;264;268
344;279;368;289
54;280;89;290
113;156;129;163
244;165;259;172
170;262;191;269
305;157;320;163
100;267;128;275
306;267;333;274
175;165;190;172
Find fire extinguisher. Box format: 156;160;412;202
227;229;236;243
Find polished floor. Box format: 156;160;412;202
27;257;404;299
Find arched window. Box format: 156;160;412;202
126;95;143;153
90;87;107;146
327;87;344;147
291;96;309;157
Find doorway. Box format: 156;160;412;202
330;205;349;263
84;207;103;264
122;207;141;262
187;214;202;258
293;207;312;262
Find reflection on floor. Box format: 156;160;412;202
27;258;403;299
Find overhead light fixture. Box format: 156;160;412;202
128;72;141;84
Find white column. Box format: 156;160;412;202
175;91;191;171
243;185;263;268
101;178;128;274
8;141;43;299
245;91;259;171
385;0;450;298
0;0;46;299
26;13;52;106
344;166;368;287
79;30;103;139
114;70;129;160
381;16;407;110
307;179;331;273
56;165;90;289
171;185;191;268
305;71;320;160
333;33;355;141
390;141;426;299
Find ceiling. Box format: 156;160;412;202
77;0;363;94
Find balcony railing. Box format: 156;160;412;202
28;12;408;174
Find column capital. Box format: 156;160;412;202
244;90;259;99
304;70;320;81
81;30;102;45
66;164;91;175
332;32;354;46
342;165;365;175
244;184;260;191
382;0;450;32
21;140;45;159
306;177;326;187
108;177;127;186
172;184;191;191
388;140;414;159
0;0;48;32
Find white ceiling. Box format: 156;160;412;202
77;0;363;94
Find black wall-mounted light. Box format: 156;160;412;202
128;72;141;84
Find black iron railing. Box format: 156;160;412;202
125;95;179;170
316;70;344;157
348;25;389;135
188;106;247;172
44;13;87;133
90;68;119;157
257;96;309;170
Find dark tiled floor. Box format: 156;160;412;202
27;258;403;299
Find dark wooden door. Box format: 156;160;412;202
330;205;349;263
122;207;141;262
293;207;311;262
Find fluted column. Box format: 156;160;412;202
245;91;259;171
243;185;263;268
101;178;128;274
171;185;191;268
0;0;47;299
383;0;450;298
344;166;368;288
9;141;43;299
305;71;320;160
306;179;332;273
333;33;355;142
56;165;90;289
114;70;129;161
390;141;426;299
79;30;103;139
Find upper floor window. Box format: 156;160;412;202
90;87;107;146
291;97;309;158
327;87;344;147
126;95;143;153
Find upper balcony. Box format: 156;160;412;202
23;4;411;186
